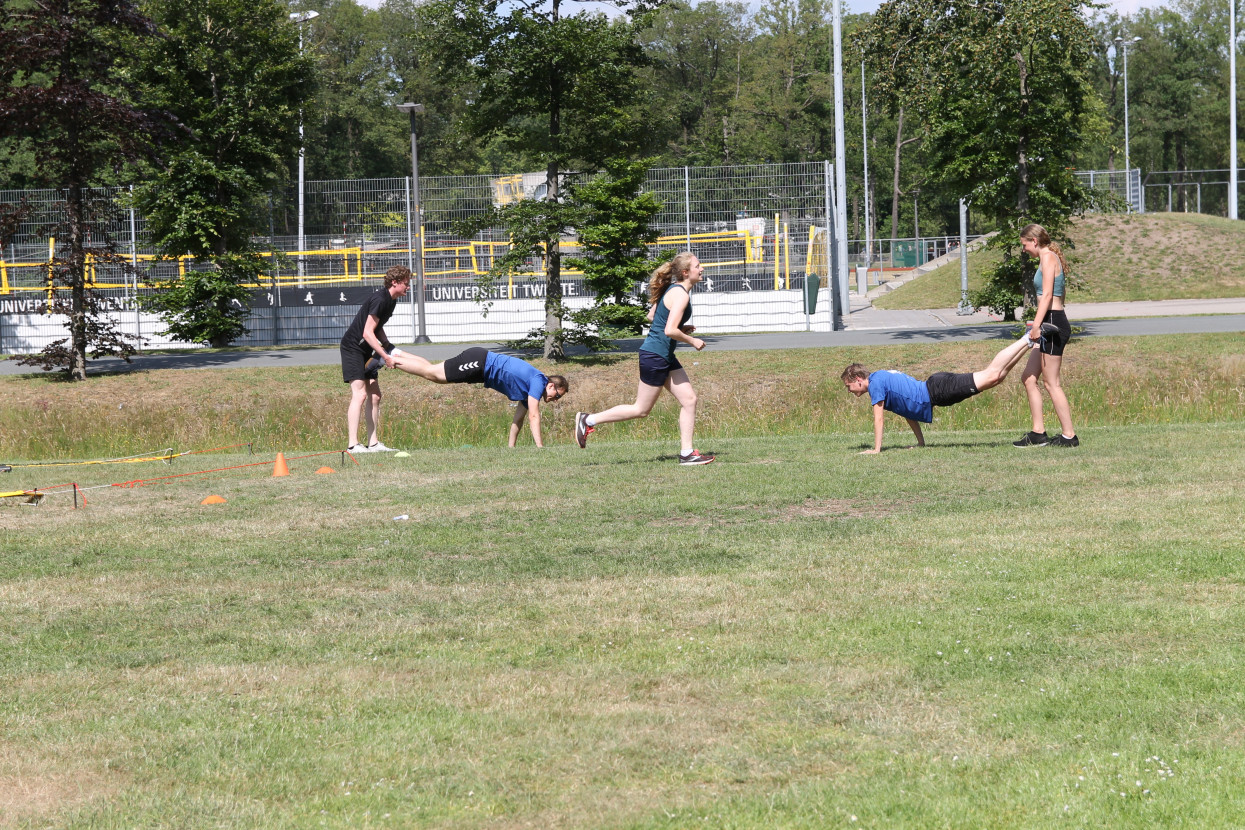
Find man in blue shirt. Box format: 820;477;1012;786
388;348;569;447
841;333;1035;453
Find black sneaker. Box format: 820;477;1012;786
1049;434;1079;448
574;412;593;448
364;355;385;374
1012;431;1050;448
678;449;715;465
1039;322;1061;338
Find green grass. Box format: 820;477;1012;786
3;337;1245;826
4;418;1245;827
874;212;1245;310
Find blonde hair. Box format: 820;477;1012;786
1019;223;1067;275
648;252;697;306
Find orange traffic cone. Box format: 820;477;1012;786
201;494;227;505
272;452;290;477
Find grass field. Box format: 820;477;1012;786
3;336;1245;828
874;212;1245;310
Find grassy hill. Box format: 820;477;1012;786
874;212;1245;310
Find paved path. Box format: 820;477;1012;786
4;297;1244;375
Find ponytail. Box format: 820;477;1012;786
648;252;696;306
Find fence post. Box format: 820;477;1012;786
129;185;141;348
684;166;691;252
405;175;416;336
823;160;835;331
268;193;280;346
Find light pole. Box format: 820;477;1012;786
861;58;872;282
1114;36;1141;213
1230;0;1238;219
396;102;430;344
290;10;318;284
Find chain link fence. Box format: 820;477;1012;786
7;163;1009;353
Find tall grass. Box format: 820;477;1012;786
2;333;1242;460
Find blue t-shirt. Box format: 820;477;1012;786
868;370;933;423
483;351;548;403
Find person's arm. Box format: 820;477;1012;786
861;402;887;454
361;316;396;368
508;396;543;448
1029;252;1057;342
662;289;705;351
904;418;926;448
508;401;526;447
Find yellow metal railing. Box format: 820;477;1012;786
1;227;782;295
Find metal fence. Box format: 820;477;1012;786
3;163;858;354
1140;169;1245;216
1075;168;1144;213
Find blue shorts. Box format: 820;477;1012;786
638;350;682;387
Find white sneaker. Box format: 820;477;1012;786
347;443;370;454
367;442;395;452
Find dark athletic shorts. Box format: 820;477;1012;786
925;371;979;408
638;350;683;388
1039;309;1071;356
340;341;387;384
444;347;489;384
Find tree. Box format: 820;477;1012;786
133;0;314;347
560;159;667;351
0;0;171;379
864;0;1106;316
732;0;832;163
422;0;658;359
640;1;752;165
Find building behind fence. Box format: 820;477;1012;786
3;163;1161;355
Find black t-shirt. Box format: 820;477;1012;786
340;289;397;353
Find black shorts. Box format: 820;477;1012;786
925;371;979;408
340;342;382;384
1039;309;1071;356
444;347;489;384
638;350;683;387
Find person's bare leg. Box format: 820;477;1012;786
364;379;382;446
346;379;368;447
665;369;698;455
972;334;1034;391
590;381;663;424
1041;353;1075;437
1019;350;1046;434
391;353;448;383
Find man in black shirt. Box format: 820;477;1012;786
340;266;411;453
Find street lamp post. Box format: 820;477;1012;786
1230;1;1238;219
396;102;430;344
861;59;872;283
290;10;318;284
1114;36;1141;213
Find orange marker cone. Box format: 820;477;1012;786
272;452;290;477
315;466;334;474
201;495;226;505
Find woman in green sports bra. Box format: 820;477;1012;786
1015;223;1078;448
